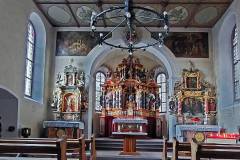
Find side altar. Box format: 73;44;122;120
170;66;218;142
43;64;86;138
99;55;165;138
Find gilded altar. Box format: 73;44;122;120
172;68;217;125
44;64;86;138
99;55;164;138
51;64;87;120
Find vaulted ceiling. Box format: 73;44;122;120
33;0;232;28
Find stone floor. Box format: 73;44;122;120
97;151;162;160
0;151;163;160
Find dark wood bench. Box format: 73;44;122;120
163;137;240;160
162;137;190;160
70;134;96;160
0;134;96;160
191;139;240;160
0;136;67;160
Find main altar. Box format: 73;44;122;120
99;55;164;138
43;64;86;138
170;65;218;142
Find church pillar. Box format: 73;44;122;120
87;76;94;139
168;114;177;141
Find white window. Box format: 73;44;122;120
156;73;167;112
24;22;35;97
24;13;46;103
95;72;106;112
232;25;240;100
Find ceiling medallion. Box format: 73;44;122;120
168;6;188;24
48;6;71;24
76;6;95;23
195;7;218;24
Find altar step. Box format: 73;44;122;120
96;138;169;152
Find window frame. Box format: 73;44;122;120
24;21;36;98
232;24;240;101
95;71;106;112
156;72;167;113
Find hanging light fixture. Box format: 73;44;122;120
90;0;169;54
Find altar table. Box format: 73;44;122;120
176;125;221;142
112;118;148;155
43;120;84;138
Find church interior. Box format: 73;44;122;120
0;0;240;159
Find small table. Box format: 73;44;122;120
43;120;84;138
112;132;147;155
176;125;221;142
112;118;148;155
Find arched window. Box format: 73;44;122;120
24;22;35;97
156;73;167;112
232;25;240;100
24;13;46;103
95;72;106;112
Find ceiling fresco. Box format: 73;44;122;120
33;0;232;28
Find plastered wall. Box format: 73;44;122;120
0;0;55;137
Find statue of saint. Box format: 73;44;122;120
77;71;85;86
136;86;143;109
147;92;156;110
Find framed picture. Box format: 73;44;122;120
186;77;198;89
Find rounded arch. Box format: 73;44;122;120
87;41;177;95
217;13;237;107
85;38;178;137
93;65;110;77
29;12;46;48
0;85;18;138
26;12;46;102
0;85;19;100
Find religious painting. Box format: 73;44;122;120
208;98;216;112
186;77;198;89
62;93;78;112
151;32;209;58
56;31;111;56
183;69;201;89
182;97;204;116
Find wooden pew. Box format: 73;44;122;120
162;137;169;160
191;139;240;160
162;137;172;160
0;136;67;160
162;137;191;160
62;134;96;160
172;137;191;160
0;134;96;160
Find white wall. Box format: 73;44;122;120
54;27;214;137
212;0;240;132
0;0;55;137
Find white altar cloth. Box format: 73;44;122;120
112;118;148;124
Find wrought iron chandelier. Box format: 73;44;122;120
90;0;169;55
